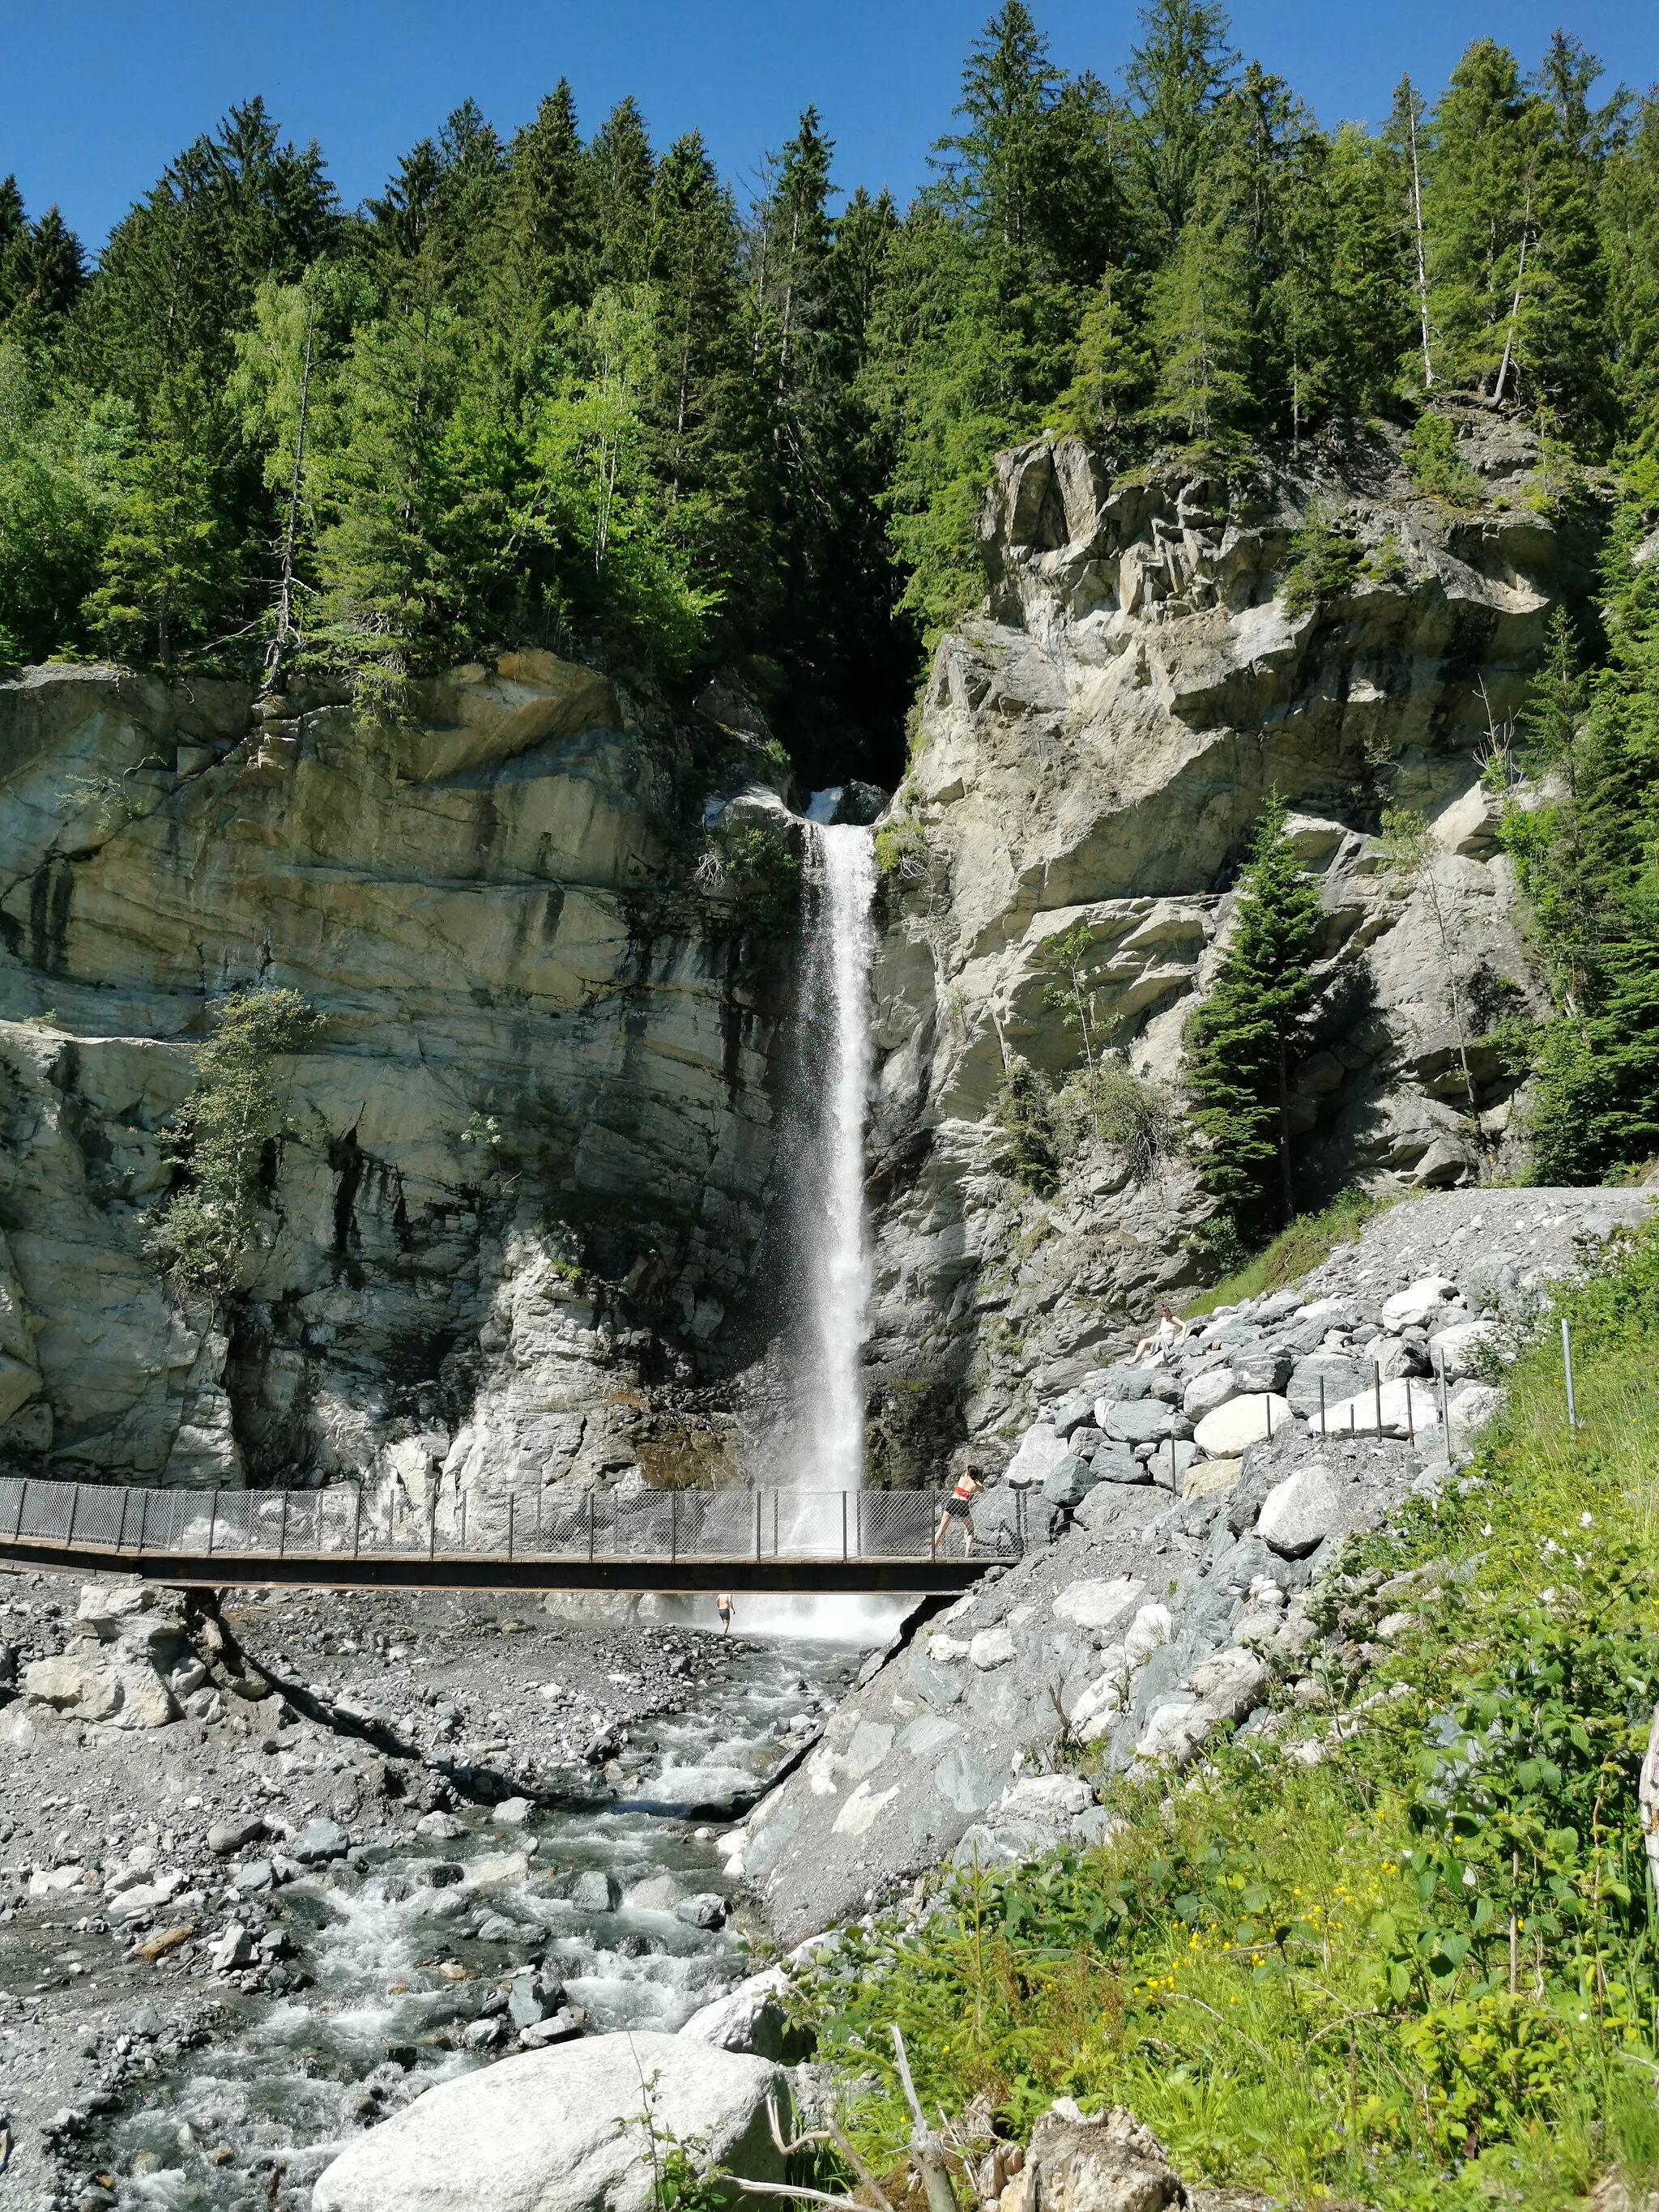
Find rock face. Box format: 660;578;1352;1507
309;2031;788;2212
0;656;799;1490
860;422;1590;1480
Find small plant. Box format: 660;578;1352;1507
874;817;928;879
1278;509;1363;616
700;820;801;936
1041;921;1104;1072
459;1110;503;1156
1403;411;1483;507
1361;531;1409;589
145;987;321;1297
63;769;147;832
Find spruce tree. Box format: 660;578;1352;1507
1122;0;1239;249
82;369;226;669
1184;797;1322;1246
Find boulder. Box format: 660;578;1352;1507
1232;1345;1294;1394
1428;1319;1499;1380
1192;1394;1293;1458
310;2031;788;2212
23;1654;116;1717
1000;2101;1183;2212
208;1818;267;1856
1182;1457;1242;1499
1188;1645;1271;1722
292;1817;350;1865
1053;1576;1147;1639
678;1967;806;2064
1464;1252;1523;1315
674;1893;727;1930
1004;1426;1073;1490
75;1584;155;1640
1448;1381;1506;1447
1100;1398;1171;1447
1323;1378;1440;1440
1381;1275;1458;1329
1040;1453;1096;1508
1090;1365;1152;1404
1256;1465;1342;1558
1286;1355;1367;1419
571;1869;621;1912
1182;1368;1239;1420
1090;1442;1149;1485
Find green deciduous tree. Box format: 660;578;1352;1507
1184;797;1322;1246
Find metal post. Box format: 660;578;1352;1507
352;1488;362;1558
1374;1362;1383;1436
753;1491;761;1563
1320;1376;1326;1438
842;1490;848;1562
1406;1383;1415;1446
207;1490;220;1557
66;1485;78;1548
670;1491;678;1563
507;1493;515;1562
773;1491;778;1556
134;1487;147;1556
587;1491;595;1563
279;1490;289;1558
460;1493;467;1551
535;1486;542;1549
1562;1317;1577;1430
1439;1358;1450;1442
1264;1394;1272;1441
1017;1487;1027;1554
116;1489;129;1552
931;1494;939;1559
12;1478;25;1541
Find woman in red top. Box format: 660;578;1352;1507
934;1473;983;1558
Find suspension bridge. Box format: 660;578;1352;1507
0;1473;1026;1596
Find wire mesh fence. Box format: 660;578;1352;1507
0;1473;1026;1567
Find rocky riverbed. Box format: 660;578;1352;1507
0;1582;865;2212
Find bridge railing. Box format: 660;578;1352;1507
0;1473;1025;1565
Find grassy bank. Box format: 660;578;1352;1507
1181;1189;1403;1319
792;1224;1659;2207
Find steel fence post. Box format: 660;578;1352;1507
842;1490;848;1562
753;1492;761;1564
1374;1362;1383;1436
508;1493;515;1562
1320;1376;1326;1438
12;1478;25;1542
116;1489;129;1553
134;1487;147;1556
352;1488;362;1558
66;1485;78;1548
207;1490;220;1558
1563;1317;1578;1430
588;1491;595;1563
279;1490;288;1558
670;1491;678;1564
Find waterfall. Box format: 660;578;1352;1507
798;821;878;1491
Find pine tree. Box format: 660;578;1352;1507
1601;91;1659;457
585;99;657;290
1387;77;1437;392
82;369;226;669
1184;797;1322;1245
1122;0;1239;251
1143;168;1251;442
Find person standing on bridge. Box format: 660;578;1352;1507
935;1473;982;1558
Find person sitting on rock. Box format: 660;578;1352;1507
1132;1304;1189;1367
934;1473;982;1557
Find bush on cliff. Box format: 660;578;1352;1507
791;1221;1659;2208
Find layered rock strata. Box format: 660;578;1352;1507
0;656;795;1491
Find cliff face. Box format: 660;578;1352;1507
0;655;794;1492
0;420;1590;1499
862;417;1584;1481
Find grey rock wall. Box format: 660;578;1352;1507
862;417;1596;1481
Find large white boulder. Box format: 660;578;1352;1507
310;2032;788;2212
1052;1576;1147;1637
1004;1426;1073;1489
1381;1275;1458;1329
1192;1394;1293;1457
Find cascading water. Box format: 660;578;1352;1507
796;820;878;1492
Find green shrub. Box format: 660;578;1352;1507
1053;1059;1181;1183
1183;1185;1397;1315
874;817;928;879
1278;510;1363;616
145;987;321;1295
992;1059;1058;1195
1404;412;1483;507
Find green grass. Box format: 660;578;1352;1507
1182;1187;1405;1319
790;1221;1659;2208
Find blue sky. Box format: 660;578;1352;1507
5;1;1658;250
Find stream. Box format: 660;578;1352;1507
74;1630;862;2212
